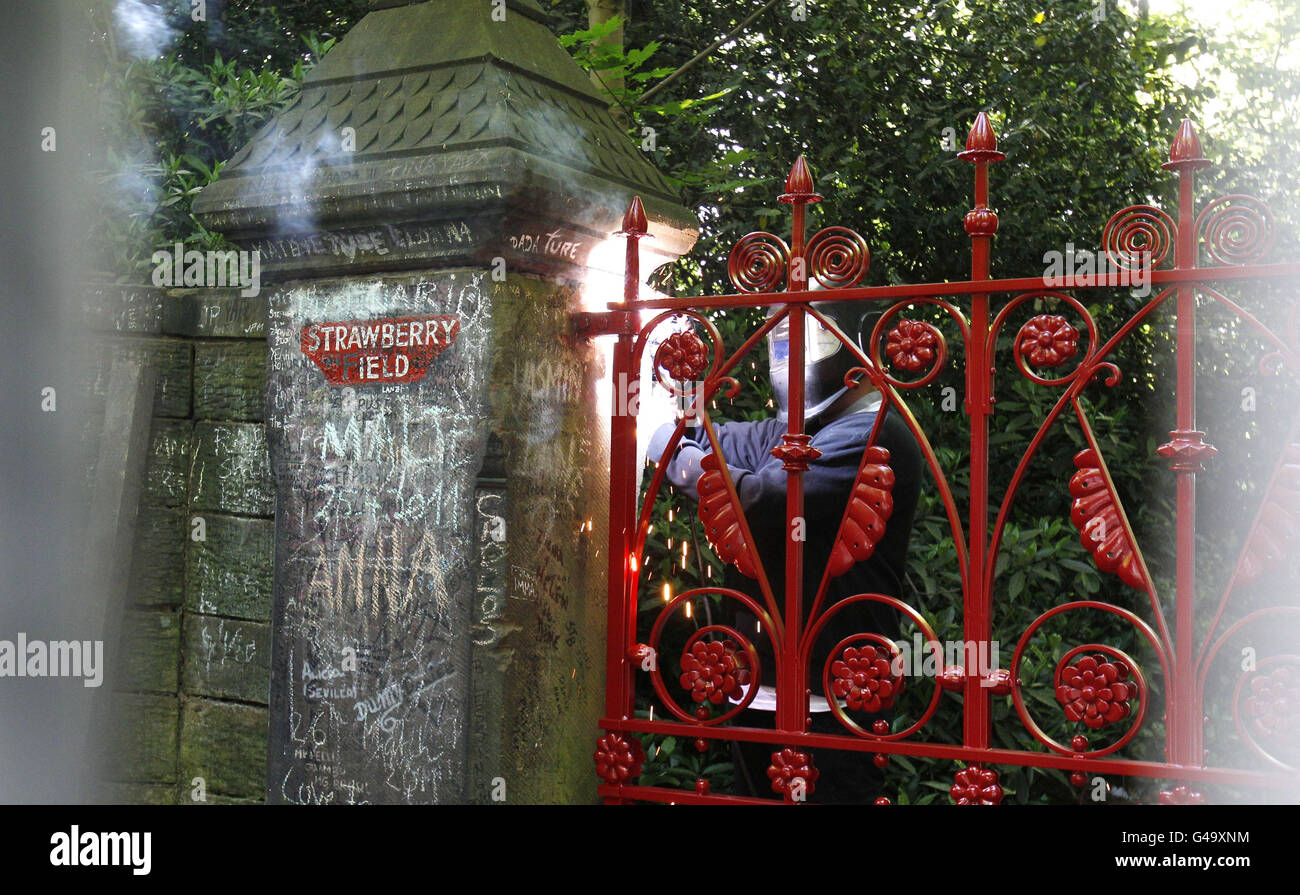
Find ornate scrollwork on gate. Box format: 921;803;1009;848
595;114;1300;805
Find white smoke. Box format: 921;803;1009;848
113;0;180;61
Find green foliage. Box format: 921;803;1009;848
83;2;365;280
558;15;676;115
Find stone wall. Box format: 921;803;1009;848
88;284;273;804
85;273;611;804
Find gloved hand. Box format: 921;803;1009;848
667;444;707;493
648;421;708;498
648;420;706;459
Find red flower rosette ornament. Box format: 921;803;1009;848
654;330;709;383
1243;665;1299;744
594;732;645;786
830;644;903;713
1017;314;1079;367
885;319;939;373
950;764;1003;805
767;748;819;802
679;638;751;705
1055;654;1138;731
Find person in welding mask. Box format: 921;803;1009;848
648;300;924;802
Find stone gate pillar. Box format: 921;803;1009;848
193;0;695;803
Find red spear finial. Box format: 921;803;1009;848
785;156;814;194
1169;119;1202;162
1163;118;1210;172
966;112;997;152
779;156;822;204
617;195;648;237
958;112;1006;163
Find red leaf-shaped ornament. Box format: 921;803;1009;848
697;453;758;578
827;446;895;578
1069;449;1146;590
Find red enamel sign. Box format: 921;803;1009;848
301;315;459;385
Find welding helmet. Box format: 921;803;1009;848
767;299;878;425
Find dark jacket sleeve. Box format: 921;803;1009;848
711;418;787;474
729;419;876;522
664;418;785;502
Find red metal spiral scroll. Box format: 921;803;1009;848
805;226;871;289
728;232;790;293
1197;195;1274;266
1102;204;1176;270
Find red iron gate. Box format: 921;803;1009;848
590;114;1300;804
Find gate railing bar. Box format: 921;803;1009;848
616;263;1300;312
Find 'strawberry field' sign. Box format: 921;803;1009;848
301;315;459;385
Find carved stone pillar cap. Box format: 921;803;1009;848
194;0;695;279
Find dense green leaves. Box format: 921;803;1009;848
82;3;364;278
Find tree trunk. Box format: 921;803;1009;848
586;0;626;100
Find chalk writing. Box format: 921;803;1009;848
199;618;257;668
355;682;402;722
266;269;603;804
252;221;475;263
507;228;583;261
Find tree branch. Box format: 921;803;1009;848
639;0;780;106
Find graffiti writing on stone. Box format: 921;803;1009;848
267;275;487;805
507;229;584;262
267;272;606;804
252;220;476;264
